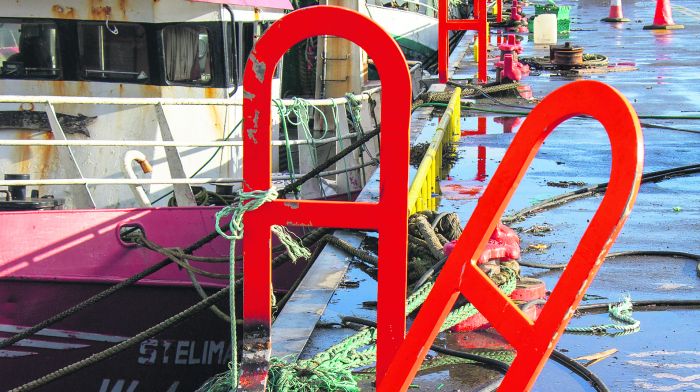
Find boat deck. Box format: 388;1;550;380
272;1;700;390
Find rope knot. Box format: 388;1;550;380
215;188;279;241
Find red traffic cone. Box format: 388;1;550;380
644;0;684;30
601;0;630;22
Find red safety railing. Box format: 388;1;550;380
439;0;488;83
242;6;643;390
378;80;644;391
241;5;411;388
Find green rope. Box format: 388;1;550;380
331;99;352;199
345;93;377;165
565;296;640;335
266;267;518;391
274;97;333;198
210;187;310;391
274;100;300;190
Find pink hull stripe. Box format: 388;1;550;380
0;207;231;287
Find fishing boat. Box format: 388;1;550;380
0;0;396;390
364;0;469;63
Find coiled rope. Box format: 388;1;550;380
565;296;640;336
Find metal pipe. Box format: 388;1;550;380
98;25;105;77
0;161;377;186
0;132;362;147
0;88;381;106
121;150;153;207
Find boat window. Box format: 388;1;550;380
162;25;212;85
0;21;60;79
78;22;149;82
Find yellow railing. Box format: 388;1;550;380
408;87;461;215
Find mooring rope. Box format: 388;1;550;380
565;296;640;336
212;188;310;390
263;267;518;392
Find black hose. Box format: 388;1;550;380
576;299;700;313
503;163;700;224
341;316;511;374
411;256;448;292
341;316;610;392
519;250;700;275
550;350;611;392
430;345;511;374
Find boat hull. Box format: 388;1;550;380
365;4;439;62
0;204;339;390
0;280;230;391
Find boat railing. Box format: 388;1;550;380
407;87;461;214
0;86;383;206
398;0;439;15
367;0;438;17
0;86;381;107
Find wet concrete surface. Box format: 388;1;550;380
298;0;700;390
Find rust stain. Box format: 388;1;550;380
52;4;76;18
17;132;31;175
118;0;128;19
204;88;217;99
209;107;221;133
89;0;112;20
37;132;56;186
204;88;222;133
141;84;160;98
51;81;66;98
76;81;90;98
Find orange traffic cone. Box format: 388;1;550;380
601;0;630;22
644;0;684;30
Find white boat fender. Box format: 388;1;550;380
122;150;153;207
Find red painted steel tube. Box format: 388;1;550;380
378;80;644;391
241;5;411;386
439;0;488;82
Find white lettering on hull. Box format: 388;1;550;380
97;379;182;392
98;379;139;392
137;339;230;365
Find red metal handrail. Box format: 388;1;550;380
241;5;412;387
379;80;644;391
439;0;488;82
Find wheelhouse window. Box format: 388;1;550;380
163;25;212;85
78;22;149;82
0;21;60;79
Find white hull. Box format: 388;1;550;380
365;3;439;60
